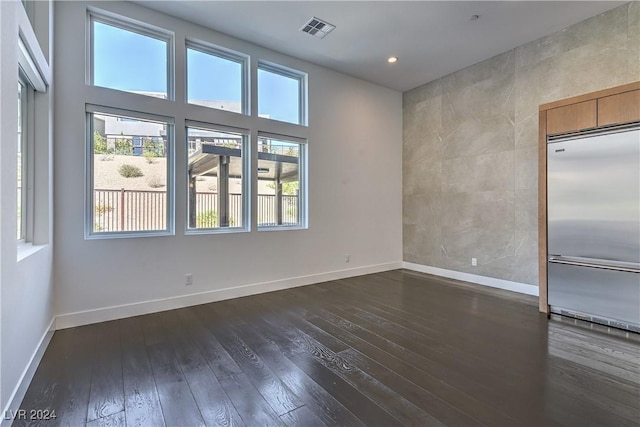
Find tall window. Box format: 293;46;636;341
87;110;173;237
85;9;310;238
91;17;171;99
17;26;47;247
186;126;248;231
17;77;27;241
257;135;306;228
258;63;306;125
186;43;246;114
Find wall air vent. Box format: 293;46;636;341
300;17;335;39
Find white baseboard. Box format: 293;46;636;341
55;262;403;330
1;317;55;427
403;262;539;296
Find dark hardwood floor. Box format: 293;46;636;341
14;269;640;426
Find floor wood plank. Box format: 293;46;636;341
228;319;365;427
279;406;326;427
140;314;205;427
87;321;124;422
218;374;284;427
119;316;165;427
288;351;404;427
55;324;98;427
192;305;304;417
157;310;246;427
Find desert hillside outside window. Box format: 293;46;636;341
186;126;248;232
90;15;172;100
86;109;173;237
258;63;307;125
187;43;246;114
257;135;307;228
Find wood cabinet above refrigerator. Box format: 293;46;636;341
543;82;639;136
598;90;640;127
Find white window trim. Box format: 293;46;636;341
184;121;251;235
17;74;29;244
17;87;42;257
256;132;308;231
18;37;46;92
258;61;308;126
85;107;175;239
87;9;175;101
186;40;250;116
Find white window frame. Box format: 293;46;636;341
185;121;251;235
87;10;175;101
186;40;249;115
17;73;31;243
257;61;308;126
85;105;175;239
256;132;308;231
21;0;35;27
17;36;45;247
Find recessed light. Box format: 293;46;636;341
387;56;398;64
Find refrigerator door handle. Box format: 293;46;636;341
548;257;640;274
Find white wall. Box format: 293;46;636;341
0;0;54;415
54;1;402;325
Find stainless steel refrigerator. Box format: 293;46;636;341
547;125;640;331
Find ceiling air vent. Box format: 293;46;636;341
300;17;335;39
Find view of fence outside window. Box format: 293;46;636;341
90;112;170;233
257;136;304;227
187;127;245;230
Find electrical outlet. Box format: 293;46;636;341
471;258;477;267
345;254;350;263
185;274;193;285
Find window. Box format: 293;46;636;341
87;109;173;237
187;126;247;231
91;16;171;99
257;135;306;228
258;63;306;125
84;9;310;238
187;44;246;114
17;64;38;245
16;22;47;249
17;77;27;241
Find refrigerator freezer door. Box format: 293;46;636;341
548;261;640;327
547;129;640;264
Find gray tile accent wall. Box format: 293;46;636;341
403;2;640;286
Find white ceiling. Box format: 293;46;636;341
136;1;626;92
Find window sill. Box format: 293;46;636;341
85;230;174;240
185;227;250;236
258;225;307;232
17;242;47;262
